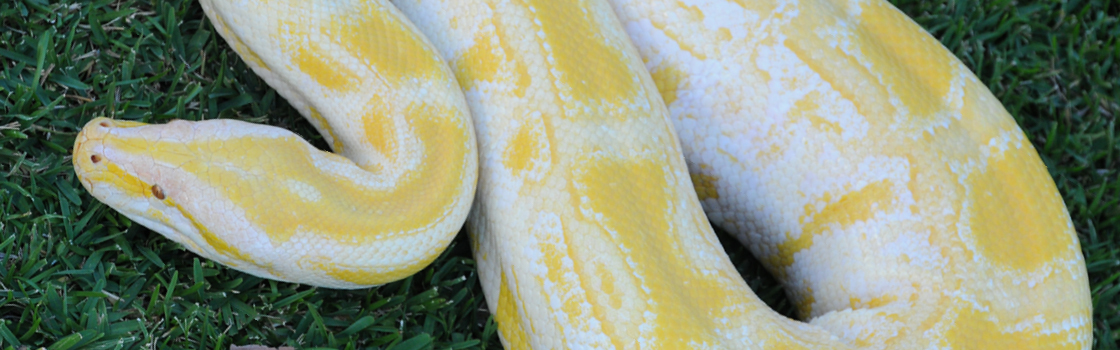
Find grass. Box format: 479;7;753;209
1;0;1116;349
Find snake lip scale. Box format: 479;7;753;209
72;0;1093;348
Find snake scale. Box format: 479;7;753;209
72;0;1093;348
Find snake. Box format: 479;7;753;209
71;0;1093;348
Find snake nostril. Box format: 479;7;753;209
99;121;110;127
151;184;166;200
91;154;101;163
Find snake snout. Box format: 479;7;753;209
72;117;155;196
74;117;152;164
73;118;114;189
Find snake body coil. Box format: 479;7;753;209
73;0;1092;348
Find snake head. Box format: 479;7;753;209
73;117;213;254
72;117;303;282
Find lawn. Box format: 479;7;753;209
1;0;1117;349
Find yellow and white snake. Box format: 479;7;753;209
72;0;1093;348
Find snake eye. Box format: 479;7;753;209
151;184;166;200
99;121;110;127
90;155;101;163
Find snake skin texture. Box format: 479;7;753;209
72;0;1092;348
607;0;1093;348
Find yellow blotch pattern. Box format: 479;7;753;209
942;302;1071;349
796;288;817;320
454;33;503;91
526;0;637;105
659;2;707;60
594;261;622;310
331;2;441;83
496;271;532;350
854;1;954;120
359;94;398;160
650;64;685;106
690;171;720;200
964;143;1069;272
454;16;531;95
281;20;359;92
492;15;534;97
502;123;540;175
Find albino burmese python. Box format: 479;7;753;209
72;0;1093;348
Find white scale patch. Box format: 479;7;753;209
755;42;871;142
286;179;322;202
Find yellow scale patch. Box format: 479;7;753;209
454;32;503;91
329;3;442;83
304;254;437;285
454;13;548;176
454;15;532;96
690;170;720;200
465;1;819;346
526;0;637;106
358;93;398;161
785;0;1069;276
728;0;779;15
531;216;624;349
83;161;151;201
650;64;685;107
963;136;1068;272
280;20;359;92
273;1;450;160
942;302;1069;348
854;1;954;120
497;271;532;349
952;67;1071;273
766;1;960;278
660;2;707;60
503;122;541;175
